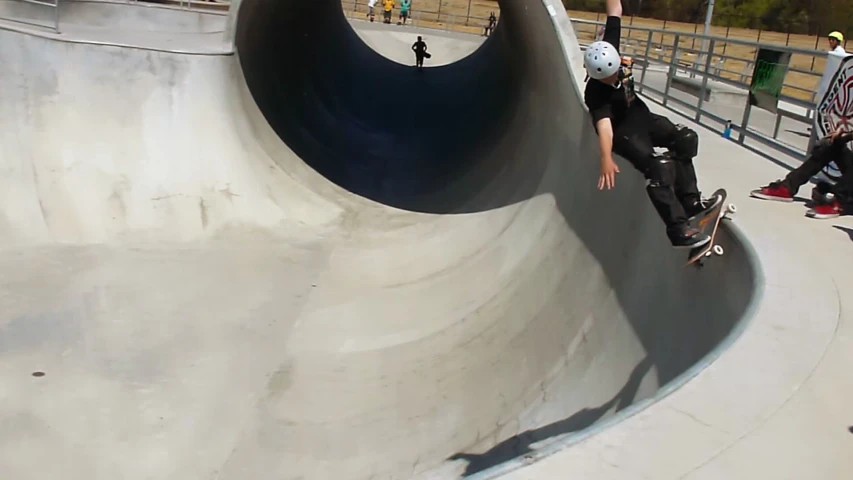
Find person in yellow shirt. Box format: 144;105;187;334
382;0;394;24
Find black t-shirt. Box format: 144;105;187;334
413;41;427;54
583;16;649;133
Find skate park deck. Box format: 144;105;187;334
0;1;850;479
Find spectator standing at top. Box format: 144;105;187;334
382;0;395;24
367;0;376;22
398;0;411;25
828;31;846;54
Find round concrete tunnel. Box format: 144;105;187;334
234;0;537;213
229;1;757;478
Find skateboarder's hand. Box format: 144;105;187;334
598;156;620;190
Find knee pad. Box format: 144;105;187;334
645;157;676;189
670;125;699;159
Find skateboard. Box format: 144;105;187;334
685;188;737;268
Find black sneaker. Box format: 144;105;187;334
686;194;723;222
670;227;711;249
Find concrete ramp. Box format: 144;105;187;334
0;1;758;479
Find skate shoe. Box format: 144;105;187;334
669;226;711;249
749;181;793;202
686;194;723;221
806;201;843;219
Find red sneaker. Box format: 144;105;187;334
807;201;843;219
749;182;793;202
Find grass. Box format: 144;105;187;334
340;1;830;101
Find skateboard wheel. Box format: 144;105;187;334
712;244;724;256
726;203;737;214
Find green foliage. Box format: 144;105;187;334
561;0;853;35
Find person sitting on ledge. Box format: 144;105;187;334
750;127;853;219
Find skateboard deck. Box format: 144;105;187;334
686;188;735;267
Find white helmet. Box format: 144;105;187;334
584;41;620;80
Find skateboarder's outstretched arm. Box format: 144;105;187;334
606;0;622;18
593;0;623;190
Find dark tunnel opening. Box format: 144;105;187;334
234;0;522;213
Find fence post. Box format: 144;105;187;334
737;46;762;144
466;0;472;26
692;24;698;50
53;0;60;33
638;30;654;94
696;39;716;123
812;25;821;70
663;33;680;108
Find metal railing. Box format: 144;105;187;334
571;10;852;57
128;0;230;12
0;0;231;34
0;0;61;32
571;17;831;160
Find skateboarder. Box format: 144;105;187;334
751;127;853;219
412;36;428;71
583;0;716;248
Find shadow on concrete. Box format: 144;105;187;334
447;357;654;476
832;224;853;241
785;128;811;138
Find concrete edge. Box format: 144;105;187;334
464;220;765;480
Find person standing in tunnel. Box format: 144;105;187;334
412;36;429;71
583;0;717;249
484;12;497;37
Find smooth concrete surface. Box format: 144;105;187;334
0;0;227;32
2;1;845;480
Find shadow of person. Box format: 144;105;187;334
448;356;654;476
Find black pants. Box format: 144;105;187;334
782;139;853;201
613;113;702;237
